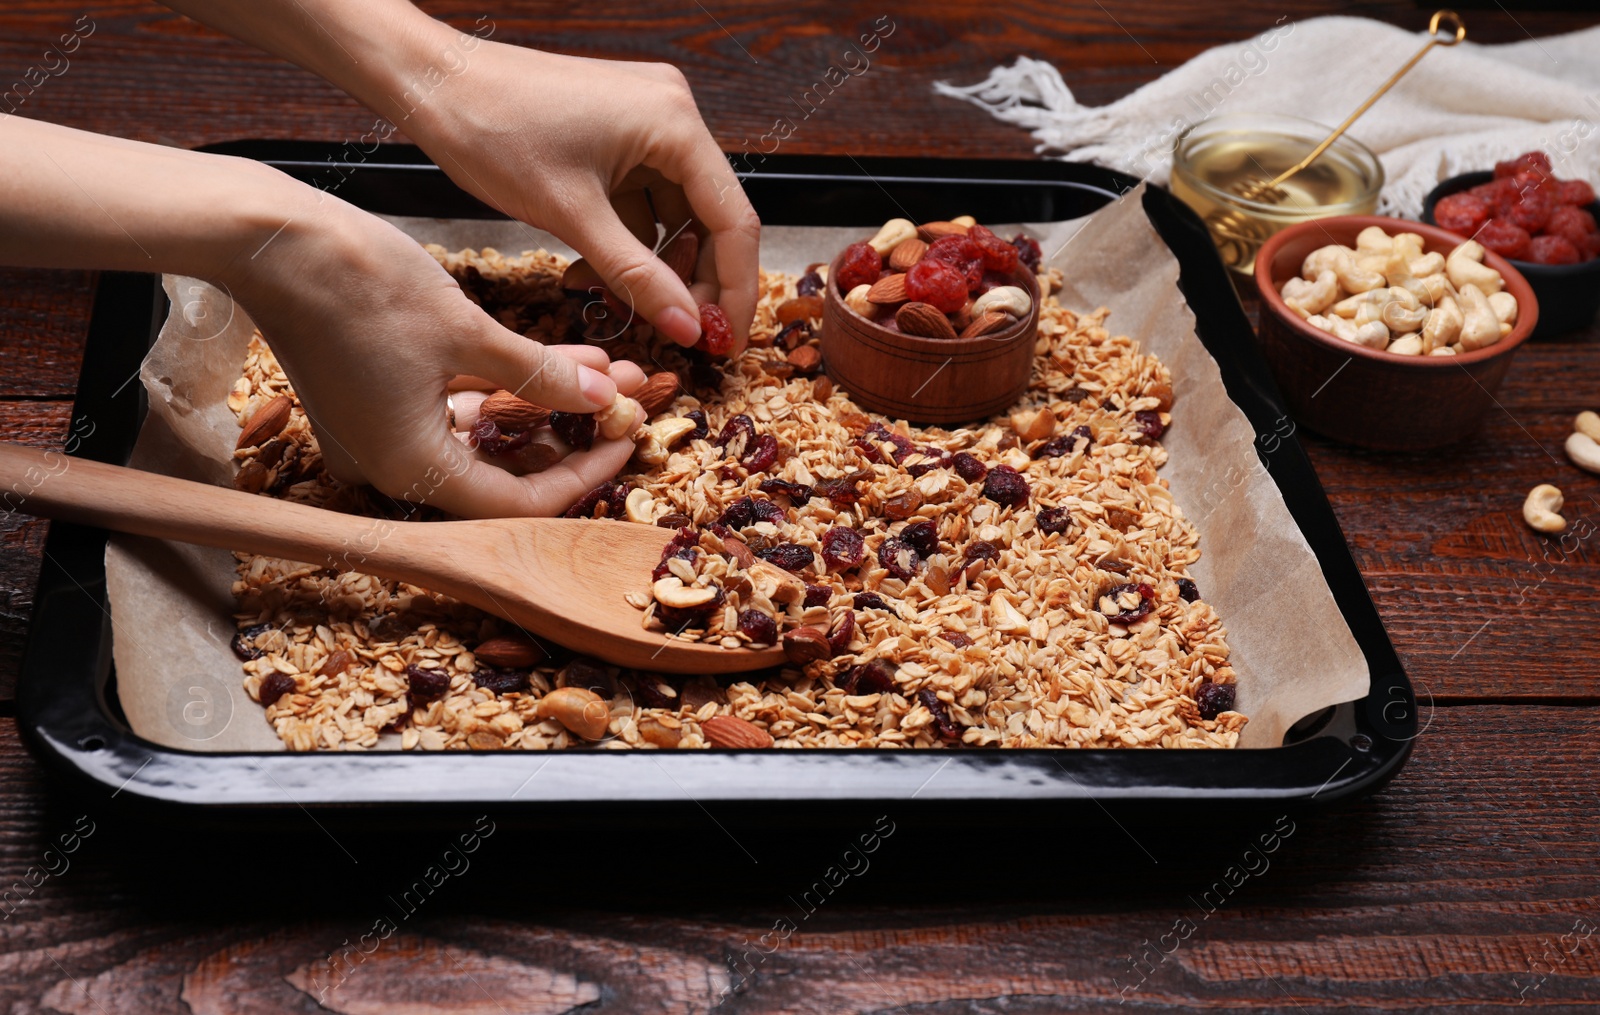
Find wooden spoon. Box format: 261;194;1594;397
0;443;789;673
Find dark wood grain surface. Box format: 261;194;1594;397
3;2;1600;1011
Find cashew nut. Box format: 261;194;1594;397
867;218;917;256
971;285;1032;318
1392;233;1425;264
1334;249;1387;294
652;575;718;609
1455;284;1501;351
1566;431;1600;474
537;686;611;741
1488;291;1519;326
1352;321;1390;349
1421;294;1463;351
635;416;697;466
595;396;643;441
1302;244;1356;280
1407;251;1446;278
1331;287;1392;318
1282;270;1338;317
1446;240;1504;296
1523;484;1567;534
1429;346;1457;356
624;487;655;525
1380;287;1428;333
1576;410;1600;443
1355;225;1393;253
844;283;877;320
1387;334;1423;356
1319;314;1358;342
950;215;977;228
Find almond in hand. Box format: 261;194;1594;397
701;714;774;748
661;230;699;285
896;302;958;341
634;371;682;417
480;390;551;432
236;394;292;450
474;634;542;669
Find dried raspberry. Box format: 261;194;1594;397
756;543;815;573
758;478;813;502
951;452;987;482
258;671;296;707
1433;192;1491;235
1011;233;1042;272
905;258;969;313
836;242;883;293
1558;180;1597;206
878;536;923;581
803;584;831;609
1495;151;1552;179
1476;219;1531;260
967;224;1020;273
982;464;1030;508
549;411;596;451
900;520;939;558
737;609;778;645
813;478;861;506
695;303;735;356
741;433;780;473
1195;680;1236;720
1177;578;1200;602
821;526;865;570
796;270;825;297
1506;190;1554;234
1037;506;1072;535
1528;234;1582;264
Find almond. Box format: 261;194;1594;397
958;310;1012;339
236;394;292;450
917;220;970;242
480;390;551;432
787;345;822;373
661;230;699;285
474;634;542;669
888;237;928;272
813;375;833;401
722;533;756;570
867;273;909;305
701;714;774;748
635;371;681;417
896;302;958;341
782;626;832;665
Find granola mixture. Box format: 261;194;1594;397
227;241;1245;751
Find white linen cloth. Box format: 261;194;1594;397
934;15;1600;218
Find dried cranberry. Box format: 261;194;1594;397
406;664;451;703
474;667;531;695
905;258;970;313
814;478;861;506
1011;233;1042;272
963;542;1000;574
655;585;725;630
1035;425;1091;459
737;609;778;645
716;497;756;529
836;242;883;293
652;527;699;581
756;543;815;573
1134;410;1167;442
982;464;1030;508
854;423;916;465
900;519;939;558
1529;234;1582;264
1037;506;1072;535
680;409;708;443
1195;680;1236;720
258;671;296;707
967;224;1020;273
853;592;891;612
803;584;832;609
821;526;865;570
759;478;813;502
563;480;623;519
906;447;952;476
941;631;972;648
796;270;825;297
751;498;787;525
468;417;501;452
740;433;780;473
951;452;987;482
1433;192;1492;235
1558;180;1597;206
549;411;596;451
630;672;680;709
1101;582;1155;625
774;320;811;350
713;414;756;456
828;610;856;655
847;660;896;695
878;536;923;581
231;623;274;661
695;303;735;356
1177;578;1200;602
918;688;962;740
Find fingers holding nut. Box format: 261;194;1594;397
1523;483;1566;534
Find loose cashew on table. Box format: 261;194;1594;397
1523;483;1567;534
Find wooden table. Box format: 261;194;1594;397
4;2;1600;1010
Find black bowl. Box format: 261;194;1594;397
1421;170;1600;339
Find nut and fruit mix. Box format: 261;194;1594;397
1433;151;1599;265
1279;225;1516;356
227;234;1244;751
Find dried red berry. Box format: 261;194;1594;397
848;660;896;695
878;536;923;581
828;609;856;655
796;270;825;297
982;464;1030;508
941;631;972;648
406;664;451;703
713;414;756;457
652;527;699;581
821;526;865;570
854;423;916;465
560;658;615;697
803;584;831;609
1134;410;1167;442
918;688;962;740
900;520;939;558
962;540;1000;570
813;478;861;506
1433;192;1491;235
1101;582;1155;625
231;623;274;661
564;481;630;519
684;409;709;442
474;667;530;695
1495;151;1551;180
741;433;780;472
1529;234;1582;264
1506;189;1554;233
695;303;735;356
951;452;987;482
1476;219;1531;260
906;447;952;476
853;592;891;612
759;478;813;502
836;242;883;293
549;411;596;451
258;671;296;707
1558;180;1597;206
1011;233;1042;272
1546;205;1598;252
905;258;969;313
1037;506;1072;535
738;609;778;645
1195;680;1236;720
967;224;1020;273
1177;578;1200;602
756;543;815;573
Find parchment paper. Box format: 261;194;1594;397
107;189;1368;750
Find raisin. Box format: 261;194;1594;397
658;513;692;529
1134;410;1167;442
560;658;615;697
906;447;952;477
406;664;451;704
549;411;596;451
1037;506;1072;535
821;526;865;570
967;224;1020;273
900;519;939;558
655;585;725;630
258;671;296;707
963;541;1001;571
796;270;825;297
1529;234;1581;264
828;610;856;655
1101;582;1155;625
713;414;756;456
878;536;923;581
814;478;862;506
756;543;815;573
951;452;987;482
230;623;274;661
1011;233;1042;272
738;609;778;645
853;592;891;612
941;631;972;648
740;433;780;473
1177;578;1200;602
759;478;813;502
883;490;923;520
906;255;971;312
804;584;832;608
1558;180;1597;206
695;303;735;356
474;667;531;695
835;241;883;293
918;688;962;740
1195;680;1236;720
848;660;896;695
982;464;1030;508
776;295;824;325
1433;192;1491;235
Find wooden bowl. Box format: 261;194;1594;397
1253;215;1538;450
820;252;1040;424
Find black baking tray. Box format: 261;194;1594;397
16;145;1416;825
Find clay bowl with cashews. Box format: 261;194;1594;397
1254;215;1539;450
